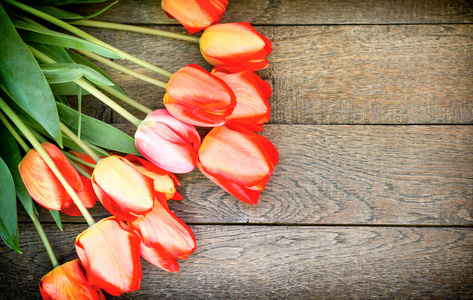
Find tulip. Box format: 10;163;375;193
161;0;228;34
135;109;201;174
19;142;82;211
197;125;279;204
91;156;154;221
163;64;236;127
200;22;273;70
39;259;105;300
75;217;142;296
68;150;96;175
61;176;98;216
128;198;196;272
125;154;183;201
212;67;271;131
140;242;180;273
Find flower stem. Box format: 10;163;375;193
4;0;173;78
31;216;59;268
0;97;95;227
76;49;168;88
72;20;201;44
28;45;142;127
68;159;92;179
97;84;153;114
63;151;97;169
0;111;30;153
60;123;101;163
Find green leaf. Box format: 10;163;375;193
67;50;125;94
41;63;114;85
29;42;73;63
50;82;91;96
33;6;83;19
82;0;118;20
49;210;63;231
0;4;62;146
0;157;20;253
54;94;70;106
62;135;109;157
56;102;141;155
0;120;36;220
14;19;122;59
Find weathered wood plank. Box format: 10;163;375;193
25;125;473;226
75;0;473;25
76;25;473;125
1;224;472;299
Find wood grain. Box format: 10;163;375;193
74;0;473;25
1;224;472;299
24;125;473;226
75;25;473;125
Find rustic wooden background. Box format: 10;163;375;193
1;0;473;299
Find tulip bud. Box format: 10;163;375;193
75;217;142;296
39;259;105;300
200;22;273;70
163;64;236;127
91;156;155;221
135;109;201;174
161;0;228;34
198;125;279;204
212;67;272;131
19;143;82;211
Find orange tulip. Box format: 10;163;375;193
163;64;236;127
68;150;97;175
40;259;105;300
162;0;228;34
91;156;154;221
200;22;273;70
197;125;279;204
125;154;183;201
135;109;201;174
61;175;98;216
128;197;196;272
75;217;142;296
212;66;271;131
19;142;82;211
140;241;180;273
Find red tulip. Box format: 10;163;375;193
128;198;196;272
19;142;82;211
163;64;236;127
212;67;271;131
39;259;105;300
75;217;142;296
91;156;154;221
140;241;180;273
161;0;228;34
200;22;273;70
135;109;201;173
125;154;183;201
61;175;98;216
197;125;279;204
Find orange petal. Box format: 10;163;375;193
140;242;180;273
62;176;98;216
43;143;82;191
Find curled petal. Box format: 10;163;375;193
140;242;180;273
62;176;98;216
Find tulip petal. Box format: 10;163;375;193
40;259;106;300
140;242;180;273
62;176;97;216
128;199;196;260
75;217;142;296
43;143;82;191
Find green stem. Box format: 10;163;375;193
60;123;101;163
29;45;142;127
31;216;59;268
97;84;153;114
4;0;173;78
0;97;95;227
0;111;30;152
76;49;168;88
63;151;97;169
72;20;201;44
68;159;92;179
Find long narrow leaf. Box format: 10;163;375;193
49;210;63;231
33;6;83;19
26;0;106;5
0;4;61;145
41;63;114;85
13;19;122;59
0;157;20;253
82;0;118;20
56;102;141;155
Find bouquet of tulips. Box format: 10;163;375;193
0;0;278;298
